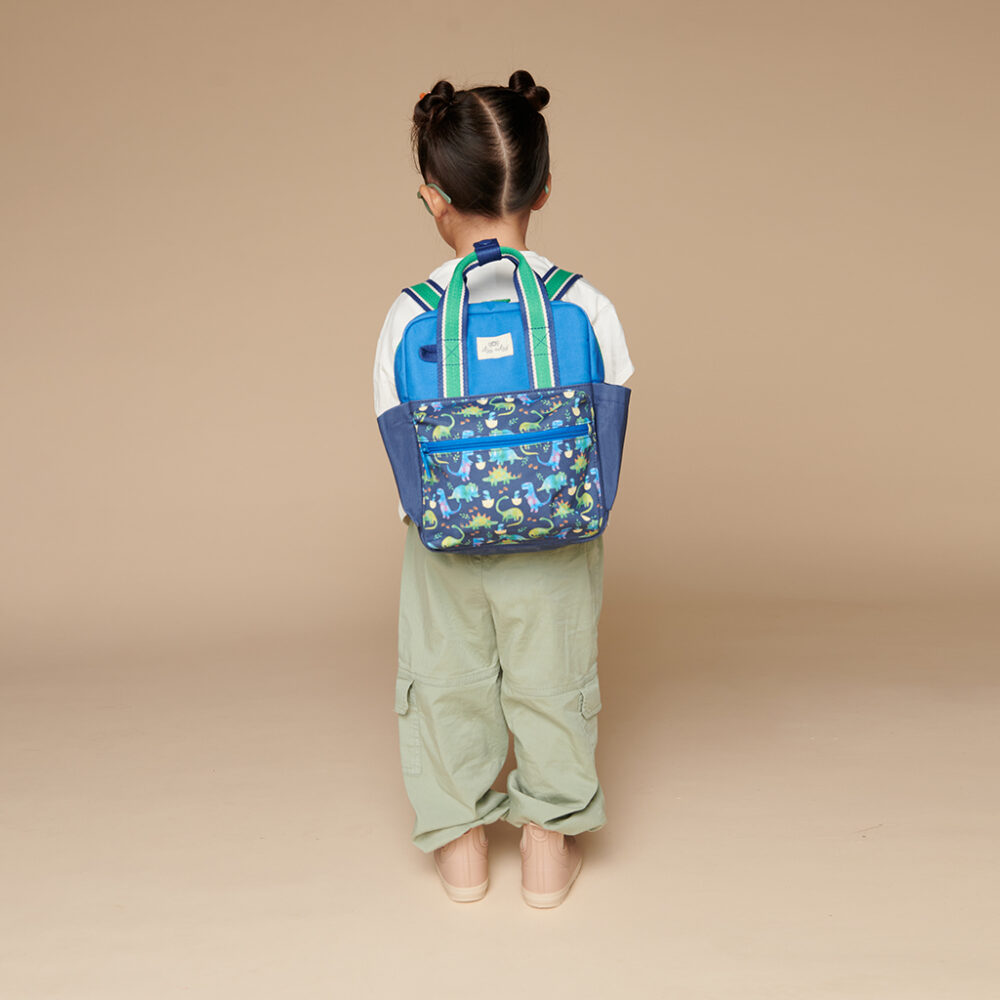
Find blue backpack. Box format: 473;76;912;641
377;238;630;553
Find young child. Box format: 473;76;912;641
372;71;634;908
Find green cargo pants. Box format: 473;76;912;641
394;520;607;853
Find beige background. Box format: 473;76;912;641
2;1;998;997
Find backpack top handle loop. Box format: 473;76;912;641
436;238;557;398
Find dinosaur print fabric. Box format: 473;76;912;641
411;388;605;551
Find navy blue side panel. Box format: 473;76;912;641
377;401;422;521
591;381;631;510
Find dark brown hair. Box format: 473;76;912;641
412;70;551;218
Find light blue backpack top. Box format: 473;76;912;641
377;238;630;553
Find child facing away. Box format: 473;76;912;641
372;71;634;908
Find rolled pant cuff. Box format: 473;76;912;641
502;784;607;836
410;796;510;854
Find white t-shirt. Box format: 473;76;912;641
373;250;635;521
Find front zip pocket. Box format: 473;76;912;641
420;421;592;455
411;388;605;551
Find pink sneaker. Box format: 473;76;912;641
433;826;489;902
520;822;583;908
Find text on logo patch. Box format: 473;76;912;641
476;332;515;360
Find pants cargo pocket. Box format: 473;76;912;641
394;675;422;776
578;675;602;753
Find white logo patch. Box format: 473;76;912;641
476;332;514;360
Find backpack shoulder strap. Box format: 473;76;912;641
543;267;583;301
405;267;579;310
401;279;444;312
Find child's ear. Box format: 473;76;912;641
531;174;552;211
419;183;450;219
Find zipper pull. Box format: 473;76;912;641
419;445;435;481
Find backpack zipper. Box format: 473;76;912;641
420;422;592;454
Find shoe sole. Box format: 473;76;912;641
434;865;489;902
521;855;583;909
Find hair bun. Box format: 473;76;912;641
508;70;549;111
414;80;456;128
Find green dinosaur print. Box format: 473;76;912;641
411;387;608;553
449;483;479;501
484;464;518;486
440;529;466;549
496;496;524;525
528;518;555;538
464;512;497;531
575;487;599;524
431;414;455;441
489;397;517;415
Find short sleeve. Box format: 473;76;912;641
592;299;635;386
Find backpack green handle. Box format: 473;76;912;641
437;242;555;398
